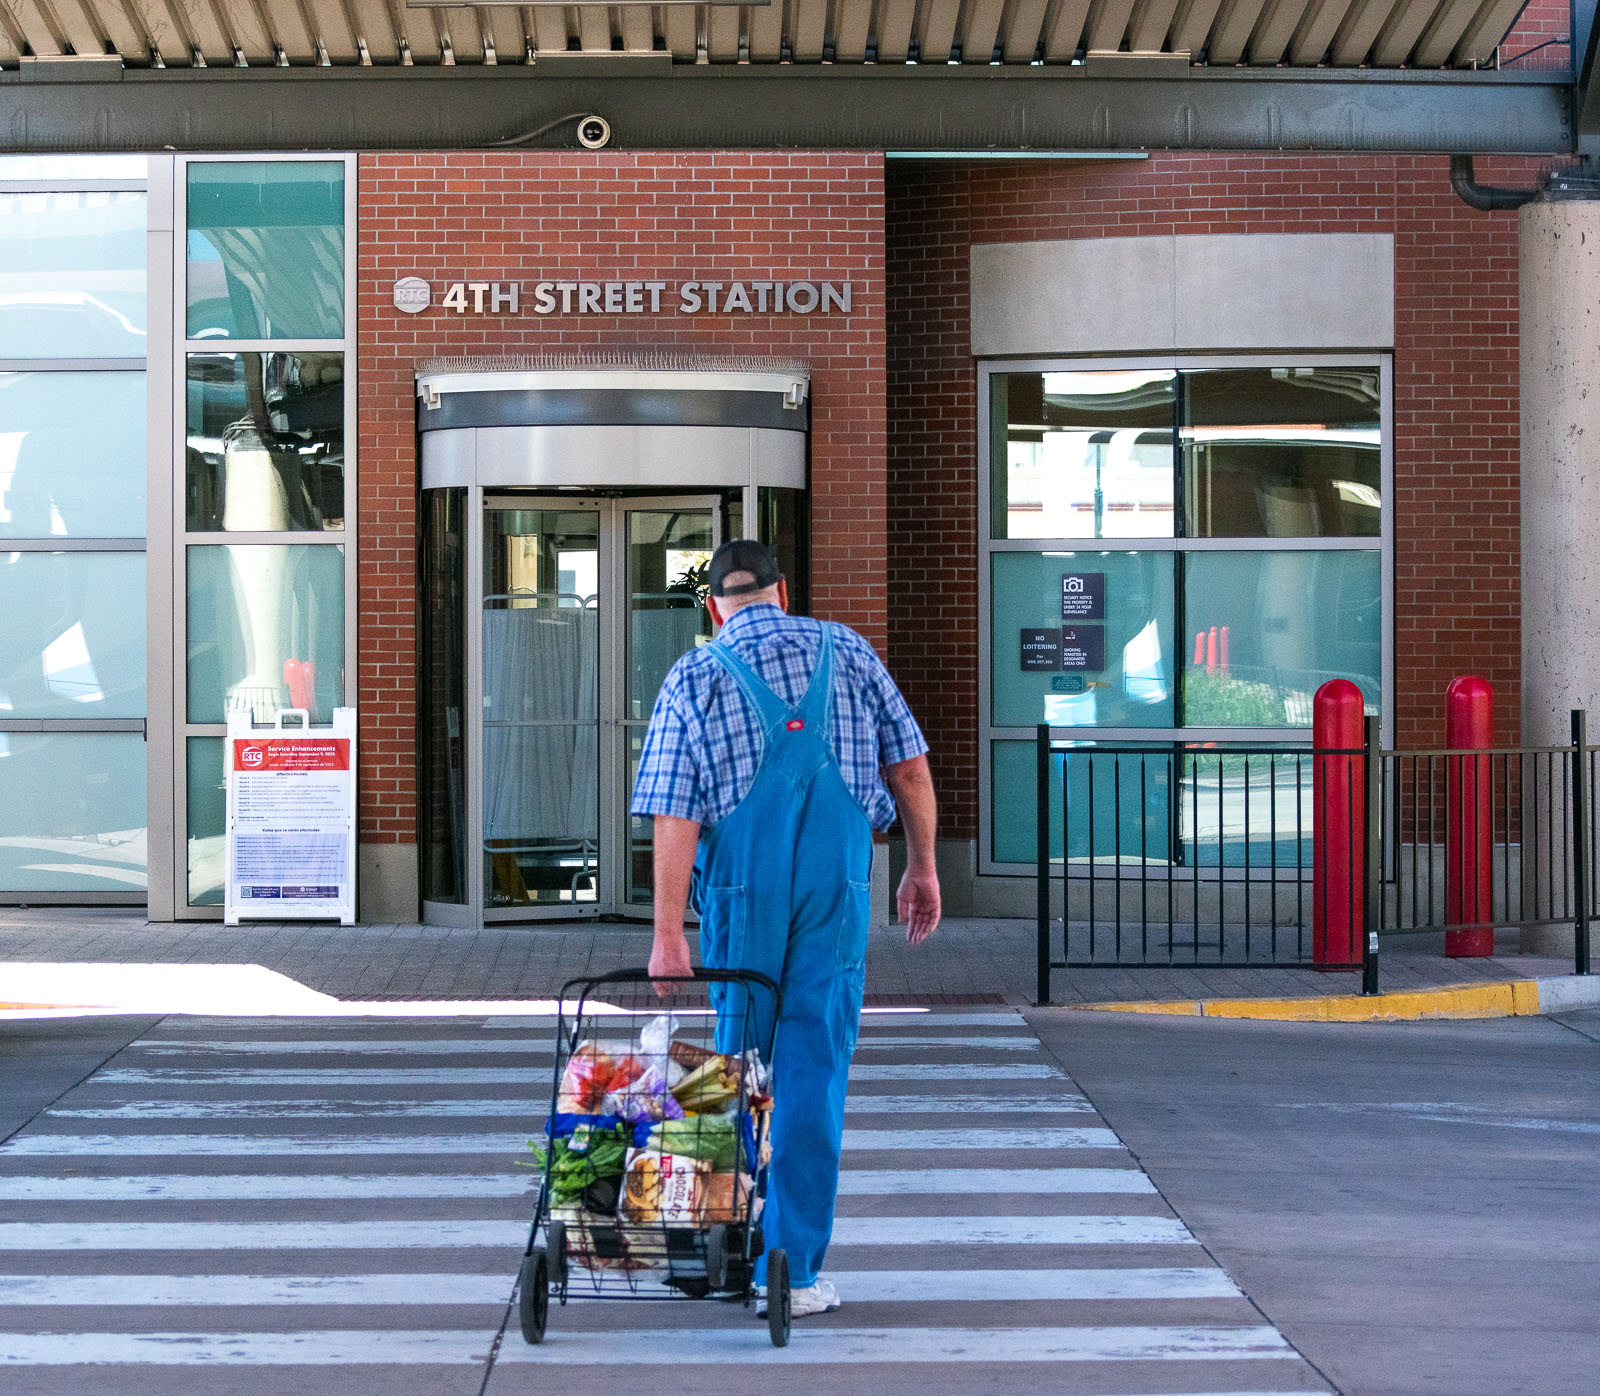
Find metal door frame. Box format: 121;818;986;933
471;491;720;922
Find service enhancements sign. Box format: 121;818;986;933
225;708;357;926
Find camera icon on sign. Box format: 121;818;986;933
1064;577;1085;593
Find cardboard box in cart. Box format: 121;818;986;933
225;708;357;925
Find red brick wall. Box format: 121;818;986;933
357;150;885;846
887;153;1537;844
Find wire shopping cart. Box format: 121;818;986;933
516;967;790;1347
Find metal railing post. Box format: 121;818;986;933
1362;716;1382;996
1572;710;1591;976
1036;722;1052;1005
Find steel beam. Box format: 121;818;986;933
1577;0;1600;154
0;62;1574;156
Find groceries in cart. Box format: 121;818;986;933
529;1013;771;1275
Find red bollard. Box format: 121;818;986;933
1445;676;1494;957
1313;680;1365;967
1193;632;1205;666
1206;626;1219;675
1219;625;1231;677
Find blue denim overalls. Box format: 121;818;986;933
692;622;873;1289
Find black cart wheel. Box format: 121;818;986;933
518;1249;549;1345
766;1248;790;1348
705;1223;729;1292
547;1221;568;1291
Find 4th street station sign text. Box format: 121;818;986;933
393;276;852;317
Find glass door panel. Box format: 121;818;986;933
482;507;600;908
623;501;718;907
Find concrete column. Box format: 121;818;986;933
1520;190;1600;956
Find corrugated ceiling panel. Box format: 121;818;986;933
48;0;107;56
746;0;782;58
0;6;24;62
875;0;917;60
532;7;567;55
835;0;871;61
1170;0;1225;54
482;7;525;62
1287;0;1354;62
919;0;962;61
215;0;275;63
1127;0;1182;51
1371;0;1444;64
259;0;316;63
961;0;1007;62
88;0;144;58
1452;0;1523;63
389;2;438;62
1249;0;1313;62
1002;0;1051;60
300;0;357;61
1411;0;1478;64
1330;0;1400;63
618;5;653;53
1086;0;1139;53
436;5;484;62
1208;0;1270;62
790;0;826;61
1044;0;1095;58
707;3;740;60
171;0;234;64
7;0;66;56
576;5;611;52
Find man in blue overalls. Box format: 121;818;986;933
631;538;941;1319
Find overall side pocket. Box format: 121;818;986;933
699;884;748;969
835;878;871;970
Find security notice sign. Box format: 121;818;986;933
226;708;357;925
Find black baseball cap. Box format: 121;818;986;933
707;538;783;597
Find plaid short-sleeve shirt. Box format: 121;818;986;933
629;604;928;832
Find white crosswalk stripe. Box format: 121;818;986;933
0;1010;1328;1392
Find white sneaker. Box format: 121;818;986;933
758;1277;840;1318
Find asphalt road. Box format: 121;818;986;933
1028;1006;1600;1396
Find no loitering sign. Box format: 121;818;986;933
226;708;357;926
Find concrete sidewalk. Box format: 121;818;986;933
0;906;1579;1007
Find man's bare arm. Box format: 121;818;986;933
649;814;701;990
885;753;941;944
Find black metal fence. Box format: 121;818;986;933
1035;713;1596;1004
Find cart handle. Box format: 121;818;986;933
555;967;783;1055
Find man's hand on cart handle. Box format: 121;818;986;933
648;931;695;999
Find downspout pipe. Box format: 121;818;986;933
1449;154;1539;211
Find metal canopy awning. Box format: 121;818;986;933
0;1;1586;156
0;0;1535;71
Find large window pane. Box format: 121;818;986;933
991;370;1175;540
0;190;147;358
187;161;344;340
0;371;146;538
0;552;145;718
186;544;345;723
993;738;1174;866
1182;368;1381;538
991;551;1175;729
1182;551;1381;727
0;155;148;180
187;735;224;906
0;732;146;892
186;352;344;531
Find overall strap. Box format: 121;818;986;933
705;635;791;732
795;622;836;740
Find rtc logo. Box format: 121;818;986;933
239;744;266;769
392;276;431;315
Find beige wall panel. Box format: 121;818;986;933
971;232;1395;355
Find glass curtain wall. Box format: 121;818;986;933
984;360;1387;870
0;157;151;899
179;157;353;907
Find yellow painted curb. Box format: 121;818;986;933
1075;978;1547;1023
